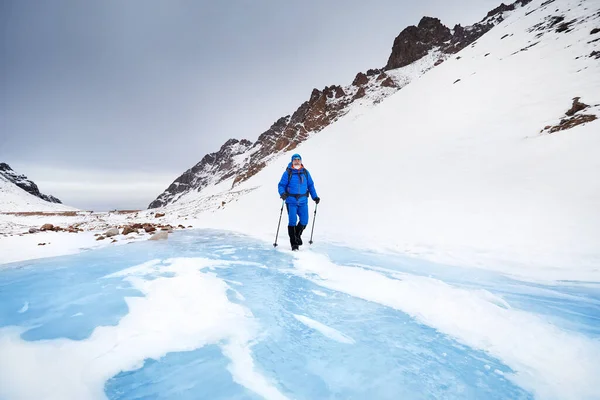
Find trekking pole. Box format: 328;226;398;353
273;200;285;247
308;203;318;245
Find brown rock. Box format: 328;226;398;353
40;224;54;231
155;213;165;218
323;85;345;98
38;243;46;246
381;77;397;88
178;225;185;229
352;72;369;86
547;114;597;133
386;17;452;69
96;236;106;241
122;226;138;235
29;227;40;234
353;87;366;100
144;224;156;233
111;239;117;243
565;97;589;116
187;225;193;228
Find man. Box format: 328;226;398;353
278;153;320;250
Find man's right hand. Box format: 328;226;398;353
280;193;288;200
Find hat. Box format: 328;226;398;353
291;153;302;161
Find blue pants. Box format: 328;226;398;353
287;202;309;226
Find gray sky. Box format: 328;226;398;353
1;0;499;210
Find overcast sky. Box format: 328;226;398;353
1;0;499;210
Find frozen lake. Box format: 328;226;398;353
1;230;599;399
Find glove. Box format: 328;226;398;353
314;197;320;204
280;193;288;200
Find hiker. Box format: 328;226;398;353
278;153;320;250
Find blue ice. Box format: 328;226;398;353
0;229;598;399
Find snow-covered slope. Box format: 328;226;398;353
161;0;600;279
0;163;62;204
149;5;513;209
0;174;75;212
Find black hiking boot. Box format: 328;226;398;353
288;226;299;250
295;223;306;246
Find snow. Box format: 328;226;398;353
17;302;28;314
0;208;186;265
156;0;600;281
294;314;356;344
0;175;76;213
385;48;447;88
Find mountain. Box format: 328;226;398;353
0;163;62;204
154;0;600;277
149;1;528;209
0;163;75;212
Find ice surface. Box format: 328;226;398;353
0;230;598;399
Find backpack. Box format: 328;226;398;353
287;167;308;183
286;167;309;199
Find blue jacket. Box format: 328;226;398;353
278;163;318;204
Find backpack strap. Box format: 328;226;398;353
285;167;310;197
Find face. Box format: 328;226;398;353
292;158;301;166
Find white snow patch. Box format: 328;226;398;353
294;314;355;345
0;231;123;266
222;341;288;400
0;175;76;213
